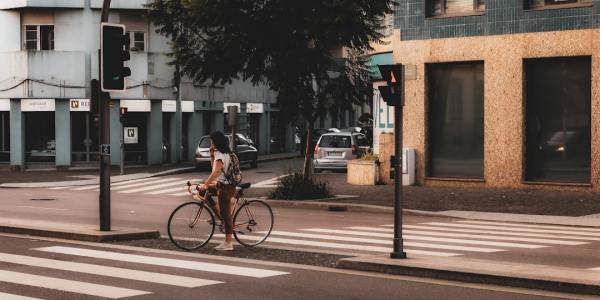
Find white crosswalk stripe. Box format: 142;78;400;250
120;180;188;194
46;177;197;195
422;222;600;237
456;220;600;232
35;246;289;278
0;270;150;299
146;186;187;195
0;292;43;300
111;178;183;191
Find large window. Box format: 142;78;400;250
24;25;54;50
526;0;592;9
525;57;591;183
427;62;484;178
429;0;485;16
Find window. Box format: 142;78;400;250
319;136;352;148
429;0;485;16
23;25;54;50
524;57;591;183
427;62;484;178
128;31;146;52
527;0;592;9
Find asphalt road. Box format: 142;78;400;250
0;234;591;300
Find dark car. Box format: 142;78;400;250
194;133;258;170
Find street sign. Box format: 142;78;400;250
101;144;111;156
124;127;138;144
226;106;238;127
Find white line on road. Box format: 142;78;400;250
170;192;190;196
274;230;544;249
457;220;600;233
111;178;182;191
0;252;222;288
0;292;43;300
302;228;585;246
0;270;150;299
146;186;188;195
219;234;462;257
72;185;99;191
120;180;189;194
49;186;71;190
423;222;600;237
16;206;69;211
35;246;289;278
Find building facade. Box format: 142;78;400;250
375;0;600;191
0;0;297;170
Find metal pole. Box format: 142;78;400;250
120;119;124;175
390;100;406;259
175;70;182;163
99;0;112;231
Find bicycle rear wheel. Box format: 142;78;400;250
168;201;215;251
233;199;274;247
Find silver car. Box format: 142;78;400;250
313;132;370;172
194;134;259;170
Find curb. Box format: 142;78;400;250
263;199;393;214
337;256;600;296
257;154;302;163
0;225;160;243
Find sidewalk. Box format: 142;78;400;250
0;152;300;188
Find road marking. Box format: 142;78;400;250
120;180;188;194
589;267;600;271
268;230;542;249
252;175;288;188
171;192;190;196
35;246;289;278
220;234;461;257
112;177;166;187
16;206;69;211
49;186;71;190
111;178;182;191
457;220;600;233
354;225;600;241
146;186;187;195
0;252;222;288
423;222;600;237
0;270;150;299
302;228;585;246
0;292;43;300
72;185;99;191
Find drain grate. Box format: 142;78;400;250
29;198;56;201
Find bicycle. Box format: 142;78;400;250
167;181;274;251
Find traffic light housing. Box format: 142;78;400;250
377;64;403;107
101;23;131;92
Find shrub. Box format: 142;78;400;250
269;172;332;200
360;150;379;161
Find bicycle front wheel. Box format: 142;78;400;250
168;201;215;251
233;200;274;247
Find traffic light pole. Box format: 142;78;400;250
99;0;112;231
390;103;406;259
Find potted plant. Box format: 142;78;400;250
347;150;379;185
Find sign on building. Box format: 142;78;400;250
21;99;55;112
124;127;138;144
70;99;91;112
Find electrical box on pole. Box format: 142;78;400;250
101;23;131;92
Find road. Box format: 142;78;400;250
0;234;591;300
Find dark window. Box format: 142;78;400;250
429;0;484;16
427;62;484;178
527;0;592;9
525;57;591;183
0;112;9;162
198;137;211;148
24;25;54;50
319;135;352;148
128;31;146;52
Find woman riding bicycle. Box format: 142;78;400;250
196;131;237;251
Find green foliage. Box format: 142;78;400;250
361;150;379;161
269;173;332;200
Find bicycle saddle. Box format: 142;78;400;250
238;182;251;189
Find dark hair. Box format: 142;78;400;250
209;131;232;154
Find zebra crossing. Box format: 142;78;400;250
49;177;194;197
0;245;289;299
252;220;598;258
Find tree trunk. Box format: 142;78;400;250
302;119;314;180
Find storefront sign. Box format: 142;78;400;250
0;99;9;111
162;100;195;112
21;99;55;112
70;99;91;112
223;102;264;113
124;127;138;144
120;100;151;112
182;101;194;112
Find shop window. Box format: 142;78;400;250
427;62;484;178
25;112;56;162
526;0;592;9
24;25;54;50
0;112;9;161
429;0;485;17
525;57;591;183
71;113;99;162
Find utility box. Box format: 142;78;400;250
378;132;415;186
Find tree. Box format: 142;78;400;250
147;0;393;179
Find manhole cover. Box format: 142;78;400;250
256;171;273;174
30;198;56;201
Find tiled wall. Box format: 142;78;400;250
395;0;600;40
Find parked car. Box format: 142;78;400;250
194;133;258;170
313;132;370;172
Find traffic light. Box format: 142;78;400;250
119;107;128;123
101;23;131;92
377;64;403;107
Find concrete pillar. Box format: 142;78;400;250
110;100;120;166
265;110;272;154
169;112;178;164
213;111;224;133
147;100;163;165
285;123;295;153
258;112;268;155
187;111;204;162
9;99;24;170
55;99;71;168
237;103;248;136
